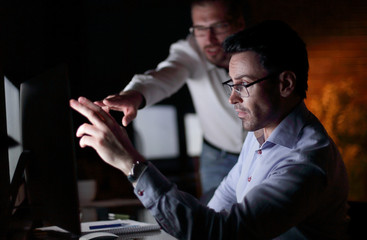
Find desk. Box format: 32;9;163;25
115;230;177;240
7;201;178;240
31;229;177;240
89;230;177;240
9;222;178;240
80;198;142;222
31;209;177;240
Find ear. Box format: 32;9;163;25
279;71;296;98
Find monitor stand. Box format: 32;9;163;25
4;150;33;239
9;151;32;213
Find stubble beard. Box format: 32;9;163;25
204;45;230;69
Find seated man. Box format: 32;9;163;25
70;20;349;239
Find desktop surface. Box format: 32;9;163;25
29;229;177;240
7;206;177;240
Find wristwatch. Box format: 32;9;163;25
127;160;148;183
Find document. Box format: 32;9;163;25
81;219;160;235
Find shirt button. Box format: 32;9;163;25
258;149;262;154
137;190;144;196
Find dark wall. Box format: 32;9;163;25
80;0;192;100
3;0;192;98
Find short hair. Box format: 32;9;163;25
190;0;245;23
223;20;309;99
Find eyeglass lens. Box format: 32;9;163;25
191;22;230;37
223;84;249;98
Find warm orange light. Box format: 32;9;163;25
306;35;367;201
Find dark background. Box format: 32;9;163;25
4;0;367;105
2;0;193;98
3;0;366;107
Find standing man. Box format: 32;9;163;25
96;0;246;199
71;20;349;239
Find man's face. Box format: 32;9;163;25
191;2;244;68
228;51;281;132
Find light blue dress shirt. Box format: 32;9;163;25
134;102;349;239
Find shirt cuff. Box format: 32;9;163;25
133;162;173;208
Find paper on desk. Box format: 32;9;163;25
35;226;69;233
81;219;160;234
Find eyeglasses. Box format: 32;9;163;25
189;21;231;37
222;74;277;98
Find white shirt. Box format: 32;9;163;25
124;35;246;153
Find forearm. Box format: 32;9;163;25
123;67;189;107
133;162;327;239
134;163;222;239
133;163;258;240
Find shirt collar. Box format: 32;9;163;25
260;101;310;149
206;58;218;71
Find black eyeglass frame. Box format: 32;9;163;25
222;73;279;98
189;21;231;37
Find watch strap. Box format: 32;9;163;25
127;161;148;183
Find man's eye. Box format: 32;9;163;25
216;23;228;28
242;80;251;85
214;23;229;29
195;26;207;31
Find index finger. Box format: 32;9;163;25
94;100;111;113
70;97;114;127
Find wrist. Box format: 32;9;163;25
131;90;145;109
138;95;146;109
127;160;148;184
121;90;146;109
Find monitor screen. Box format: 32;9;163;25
0;76;10;235
1;75;26;234
4;77;22;183
20;64;81;234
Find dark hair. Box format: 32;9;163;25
223;20;309;99
190;0;245;23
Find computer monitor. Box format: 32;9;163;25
20;64;81;234
0;75;23;236
0;77;10;236
4;77;22;184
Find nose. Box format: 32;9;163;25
228;90;243;105
205;28;219;45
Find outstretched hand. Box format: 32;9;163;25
70;97;144;175
94;90;144;127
